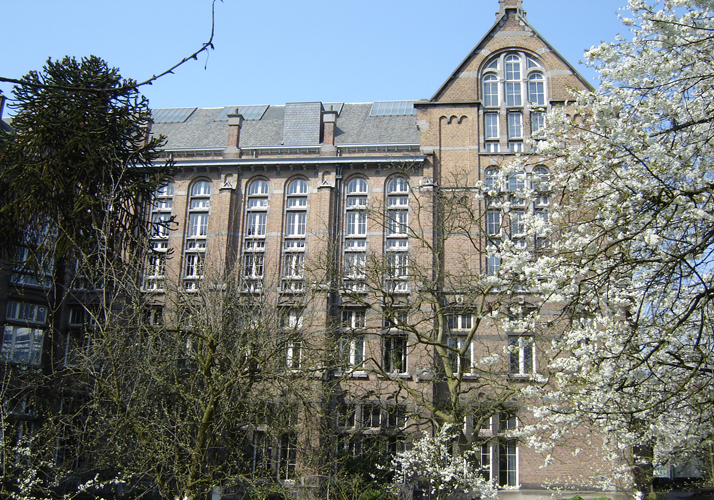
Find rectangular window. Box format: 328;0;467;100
509;142;523;153
285;341;301;370
510;211;525;237
362;405;382;428
447;314;473;331
509;336;534;375
487;254;501;276
387;210;408;235
151;213;172;238
531;112;546;135
282;253;304;279
342;310;366;329
484;142;500;153
485;113;499;139
508;112;523;139
338;404;356;428
1;326;44;366
384;309;408;329
188;213;208;238
498;439;518;486
506;82;522;107
339;336;365;368
447;336;472;373
278;433;297;480
243;253;265;279
486;211;501;236
346;211;367;236
5;302;48;325
344;253;366;278
184;253;204;278
383;335;407;373
285;212;306;237
386;253;408;279
246;213;266;237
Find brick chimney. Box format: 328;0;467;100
320;106;338;156
225;110;244;158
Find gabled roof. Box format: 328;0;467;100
429;6;592;102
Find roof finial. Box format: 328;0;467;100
497;0;524;19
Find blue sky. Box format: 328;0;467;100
1;0;627;112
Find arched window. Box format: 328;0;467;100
481;52;547;152
343;178;368;291
184;180;211;290
483;73;499;107
282;179;308;292
385;177;409;293
504;55;522;107
146;182;174;291
243;179;269;291
484;167;499;191
528;73;545;106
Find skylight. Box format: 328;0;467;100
215;105;269;121
370;101;417;117
151;107;197;124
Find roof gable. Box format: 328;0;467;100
429;7;591;103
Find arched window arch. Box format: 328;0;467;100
347;177;368;194
282;178;309;292
249;179;269;196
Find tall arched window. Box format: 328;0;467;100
184;180;211;290
146;182;174;291
483;73;499;108
282;179;308;292
243;179;269;291
343;178;368;291
385;177;409;293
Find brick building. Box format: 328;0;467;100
1;1;629;498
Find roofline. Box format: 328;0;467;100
429;10;593;102
163;155;427;169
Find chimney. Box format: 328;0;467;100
320;106;338;156
225;110;244;158
497;0;524;18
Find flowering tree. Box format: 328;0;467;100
390;425;497;500
528;0;714;493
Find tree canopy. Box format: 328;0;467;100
528;0;714;489
0;55;172;259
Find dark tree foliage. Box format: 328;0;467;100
0;55;172;259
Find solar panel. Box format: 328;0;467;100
369;101;416;117
214;105;269;121
151;107;197;124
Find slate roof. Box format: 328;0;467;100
150;102;419;151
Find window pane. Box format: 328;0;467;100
249;180;269;195
483;74;499;107
528;73;545;105
485;113;499;139
191;181;211;196
508;113;523;139
288;179;308;194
